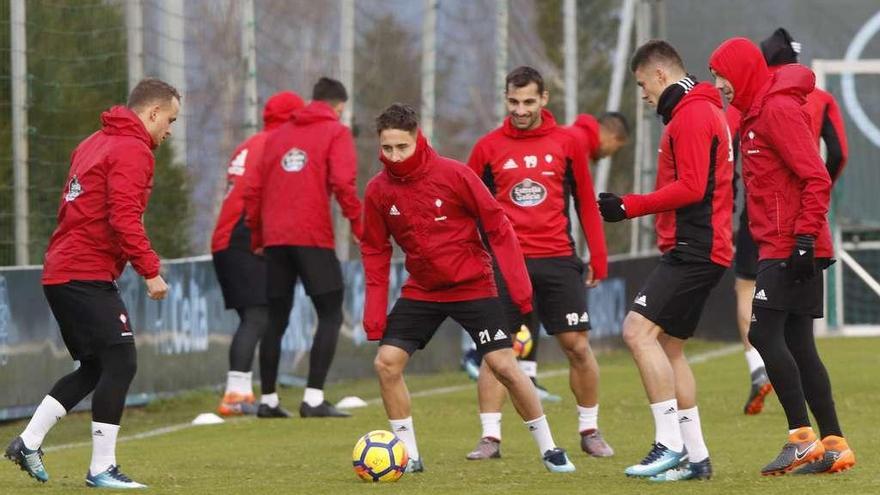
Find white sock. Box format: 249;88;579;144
524;415;556;454
479;412;502;441
744;348;765;375
518;360;537;378
650;399;683;452
20;396;67;450
260;393;279;408
389;417;420;461
226;371;253;396
89;422;120;476
577;404;599;433
678;407;709;462
303;387;324;407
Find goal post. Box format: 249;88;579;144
813;58;880;336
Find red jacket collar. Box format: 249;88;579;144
263;91;305;131
502;108;557;139
380;131;434;182
101;106;155;149
293;100;340;125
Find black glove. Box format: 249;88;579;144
598;192;627;222
788;234;816;283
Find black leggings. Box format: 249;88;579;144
230;305;269;372
48;343;137;425
260;289;344;394
748;307;842;437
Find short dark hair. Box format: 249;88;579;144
506;66;544;94
375;103;419;134
127;78;180;110
598;111;630;139
629;40;685;73
312;77;348;103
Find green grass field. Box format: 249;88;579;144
1;338;878;494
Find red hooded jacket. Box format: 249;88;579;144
468;110;608;279
710;38;833;260
725;76;848;183
361;134;533;340
566;114;601;162
43;106;160;284
244;100;362;251
622;81;734;266
211;91;304;253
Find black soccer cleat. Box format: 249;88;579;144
256;403;292;418
299;401;351;418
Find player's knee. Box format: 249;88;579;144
485;353;519;385
561;338;588;364
374;354;402;381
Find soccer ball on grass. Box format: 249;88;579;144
352;430;408;482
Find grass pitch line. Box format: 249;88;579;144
43;344;741;453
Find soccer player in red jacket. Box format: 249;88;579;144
211;91;304;416
361;103;575;473
711;37;855;476
729;27;850;418
598;41;733;481
466;66;613;461
244;78;362;419
566;112;630;165
4;78;179;489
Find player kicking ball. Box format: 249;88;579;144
361;103;575;474
599;40;734;481
4;78;180;489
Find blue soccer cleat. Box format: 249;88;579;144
5;436;48;483
461;349;481;381
85;465;147;489
543;447;576;473
625;443;686;477
649;457;713;482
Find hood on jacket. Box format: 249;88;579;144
293;100;341;126
502;108;557;139
101;105;156;149
379;131;434;181
709;37;770;113
764;64;816;106
263;91;305;130
569;114;600;160
761;27;800;67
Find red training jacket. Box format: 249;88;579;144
43;106;160;284
710;38;832;260
211;91;304;253
566;114;601;162
726;74;848;183
244;100;362;251
467;109;608;279
623;81;734;267
361;133;533;340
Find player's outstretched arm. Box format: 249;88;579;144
360;185;393;340
621;114;713;218
107;146;161;280
460;169;533;315
328;128;364;240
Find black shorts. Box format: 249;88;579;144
753;259;824;318
630;252;727;339
734;207;758;280
382;297;512;356
43;281;135;361
498;255;590;334
264;246;343;298
213;247;267;309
